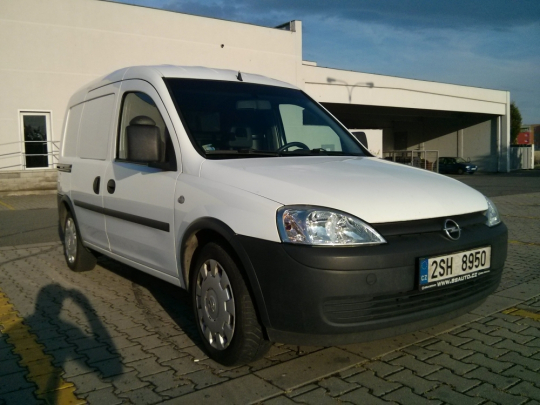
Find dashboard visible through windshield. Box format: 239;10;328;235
165;78;367;159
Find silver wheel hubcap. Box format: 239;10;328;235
195;259;235;350
65;218;77;265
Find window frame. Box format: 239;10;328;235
115;90;177;171
18;110;54;170
164;78;370;160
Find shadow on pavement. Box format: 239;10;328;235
13;283;122;402
97;257;204;351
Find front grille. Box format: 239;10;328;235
323;270;500;324
374;211;486;237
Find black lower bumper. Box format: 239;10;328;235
235;222;508;346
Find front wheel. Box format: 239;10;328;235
63;212;97;272
191;242;270;366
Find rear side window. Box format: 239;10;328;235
117;92;177;170
78;94;115;160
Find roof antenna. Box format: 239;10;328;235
236;71;243;82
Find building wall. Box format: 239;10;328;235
0;0;302;170
423;131;458;158
420;120;498;172
382;128;394;153
0;0;511;173
462;120;498;172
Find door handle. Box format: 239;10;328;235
92;176;100;194
107;179;116;194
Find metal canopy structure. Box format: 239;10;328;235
302;64;510;172
322;103;497;137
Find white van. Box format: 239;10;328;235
57;65;507;365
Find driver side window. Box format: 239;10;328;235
117;92;177;170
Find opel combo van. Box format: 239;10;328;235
57;65;507;365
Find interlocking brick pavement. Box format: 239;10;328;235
0;182;539;404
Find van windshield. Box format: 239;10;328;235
165;78;367;159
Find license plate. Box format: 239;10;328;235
419;246;491;291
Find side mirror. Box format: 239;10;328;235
351;131;368;148
127;125;162;163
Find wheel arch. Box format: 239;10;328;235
180;217;271;328
57;193;76;239
57;193;97;271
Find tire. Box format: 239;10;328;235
63;211;97;272
191;242;271;366
457;168;464;175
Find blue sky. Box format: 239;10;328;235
114;0;540;124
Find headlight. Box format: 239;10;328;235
465;165;471;169
277;206;386;246
485;197;501;227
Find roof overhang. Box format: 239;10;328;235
302;64;508;117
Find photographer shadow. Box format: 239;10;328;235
17;283;122;403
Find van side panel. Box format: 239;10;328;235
62;104;83;158
77;94;115;160
69;87;119;251
58;105;82;198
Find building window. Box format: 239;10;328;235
20;112;51;169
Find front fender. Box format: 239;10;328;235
179;217;272;329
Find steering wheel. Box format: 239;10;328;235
277;142;310;153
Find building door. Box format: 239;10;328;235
20;112;51;169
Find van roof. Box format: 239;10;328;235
70;65;298;104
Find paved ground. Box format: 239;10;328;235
0;194;58;247
0;172;539;404
452;170;540;198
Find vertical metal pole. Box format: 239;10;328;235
497;116;501;172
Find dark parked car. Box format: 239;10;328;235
438;157;477;174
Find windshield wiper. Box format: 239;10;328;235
237;148;279;156
204;149;278;157
279;149;365;157
278;148;329;157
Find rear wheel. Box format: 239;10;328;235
63;212;97;272
191;242;270;366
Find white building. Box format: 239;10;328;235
0;0;511;183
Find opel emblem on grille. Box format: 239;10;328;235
443;219;461;240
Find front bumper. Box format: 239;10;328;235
236;217;507;346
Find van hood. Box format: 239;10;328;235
200;156;488;224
